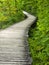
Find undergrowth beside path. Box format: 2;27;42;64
0;0;24;29
22;0;49;65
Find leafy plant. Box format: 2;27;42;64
22;0;49;65
0;0;24;29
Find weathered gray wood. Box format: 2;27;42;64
0;11;36;65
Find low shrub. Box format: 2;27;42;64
22;0;49;65
0;0;24;29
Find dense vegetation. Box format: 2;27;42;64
0;0;49;65
0;0;24;29
23;0;49;65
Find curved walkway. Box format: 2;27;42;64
0;11;36;65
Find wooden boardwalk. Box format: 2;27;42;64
0;11;36;65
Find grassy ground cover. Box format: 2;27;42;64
22;0;49;65
0;0;24;29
